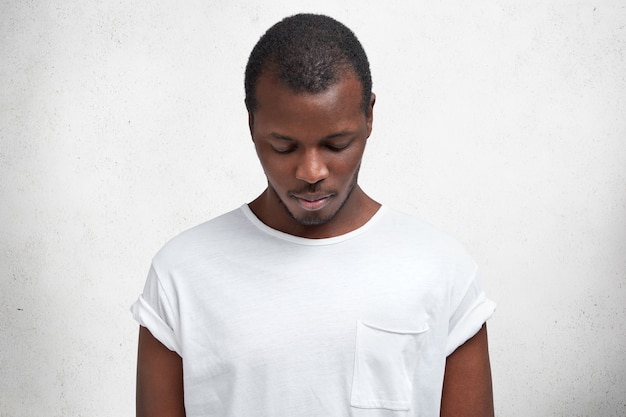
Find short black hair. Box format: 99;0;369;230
245;13;372;114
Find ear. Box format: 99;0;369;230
245;99;255;139
366;92;376;137
248;112;254;136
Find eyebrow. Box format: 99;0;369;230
270;130;353;142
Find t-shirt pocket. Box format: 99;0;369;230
350;320;429;412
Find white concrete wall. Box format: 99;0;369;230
1;1;624;415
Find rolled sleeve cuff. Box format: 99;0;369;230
445;292;496;356
131;295;182;355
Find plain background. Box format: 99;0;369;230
1;1;625;415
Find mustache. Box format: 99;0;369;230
293;182;339;196
304;182;322;193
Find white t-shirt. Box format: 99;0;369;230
131;205;495;416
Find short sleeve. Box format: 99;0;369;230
445;271;496;356
130;265;182;355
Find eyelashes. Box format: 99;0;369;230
270;142;351;154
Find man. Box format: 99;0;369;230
132;13;495;417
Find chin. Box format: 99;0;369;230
292;212;335;227
271;184;353;229
282;198;340;227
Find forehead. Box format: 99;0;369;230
252;71;365;135
254;70;363;114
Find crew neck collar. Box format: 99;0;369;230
240;204;386;246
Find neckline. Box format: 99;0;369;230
240;204;387;246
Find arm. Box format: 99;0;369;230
440;323;494;417
136;326;186;417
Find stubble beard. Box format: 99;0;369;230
270;170;360;227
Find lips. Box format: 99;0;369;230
291;193;333;211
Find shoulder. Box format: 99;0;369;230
379;208;472;256
370;207;479;282
152;206;251;269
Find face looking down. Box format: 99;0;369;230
248;70;376;238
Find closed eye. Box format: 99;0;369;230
272;146;296;154
326;144;347;152
325;140;353;152
268;133;297;154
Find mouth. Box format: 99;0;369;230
291;193;333;212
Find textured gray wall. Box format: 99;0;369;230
1;1;625;415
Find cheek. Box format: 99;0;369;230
336;150;364;176
256;147;286;173
259;156;293;187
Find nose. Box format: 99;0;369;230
295;149;329;184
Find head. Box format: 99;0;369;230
245;14;376;238
244;13;372;115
